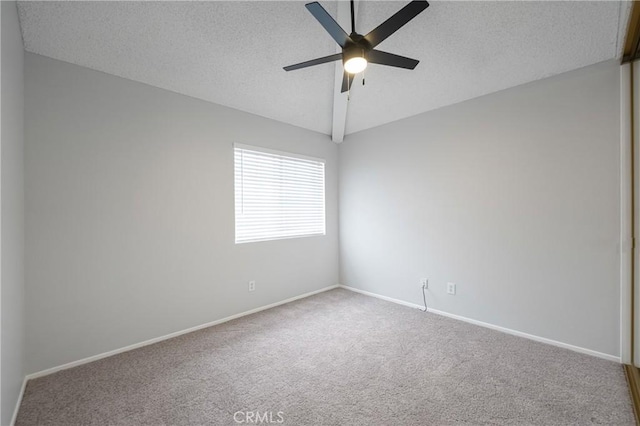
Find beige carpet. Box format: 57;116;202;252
16;289;634;425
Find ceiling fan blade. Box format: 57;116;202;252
363;0;429;48
367;50;419;70
306;2;352;48
341;71;355;93
284;53;343;71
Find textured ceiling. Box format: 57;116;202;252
17;1;630;138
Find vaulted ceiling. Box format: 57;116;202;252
17;1;631;141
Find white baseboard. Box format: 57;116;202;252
25;285;339;381
338;284;621;363
10;377;28;426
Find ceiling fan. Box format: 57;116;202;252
284;0;429;93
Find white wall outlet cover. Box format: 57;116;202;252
421;278;428;288
248;281;256;292
447;283;456;295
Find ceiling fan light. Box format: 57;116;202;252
344;57;367;74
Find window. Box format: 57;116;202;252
234;144;325;244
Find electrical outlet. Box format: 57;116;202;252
248;281;256;292
420;278;428;289
447;282;456;295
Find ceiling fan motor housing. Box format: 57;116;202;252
342;34;372;63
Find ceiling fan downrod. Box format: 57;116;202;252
350;0;356;34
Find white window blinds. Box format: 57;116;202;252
234;144;326;244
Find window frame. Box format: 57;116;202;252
234;143;326;244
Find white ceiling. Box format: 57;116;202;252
17;1;630;139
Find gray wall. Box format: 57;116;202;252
339;60;621;357
1;1;25;424
24;53;339;374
